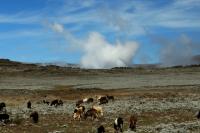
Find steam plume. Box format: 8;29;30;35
158;34;200;66
49;23;139;69
80;32;139;69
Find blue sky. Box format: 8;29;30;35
0;0;200;67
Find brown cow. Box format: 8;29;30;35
84;108;98;120
129;115;137;131
92;105;103;117
73;110;82;120
73;105;85;120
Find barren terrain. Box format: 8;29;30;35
0;60;200;133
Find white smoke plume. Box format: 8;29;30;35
80;32;139;69
49;23;139;69
153;34;200;67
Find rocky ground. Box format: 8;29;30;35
0;85;200;133
1;60;200;132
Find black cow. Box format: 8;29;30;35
106;95;114;101
27;101;31;109
97;125;105;133
58;100;63;106
43;100;50;105
30;111;39;123
99;97;108;105
86;98;94;103
0;102;6;111
0;114;9;123
197;110;200;119
51;99;63;107
114;117;123;133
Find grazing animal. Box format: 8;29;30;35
129;115;137;131
75;105;85;113
73;110;81;120
84;108;98;120
92;106;103;117
27;101;31;109
99;97;108;105
83;98;94;103
106;95;114;101
76;98;94;106
73;105;85;120
97;125;105;133
43;100;50;105
197;110;200;119
0;114;9;123
97;96;106;101
76;99;83;106
50;99;63;107
0;102;6;111
73;110;83;120
86;98;94;103
114;117;123;133
58;99;63;106
30;111;39;123
83;98;88;103
96;95;106;101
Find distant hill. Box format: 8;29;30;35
0;59;37;67
0;57;200;75
0;59;81;75
36;61;79;68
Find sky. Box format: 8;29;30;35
0;0;200;68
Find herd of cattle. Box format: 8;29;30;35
1;94;200;133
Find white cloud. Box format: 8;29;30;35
1;0;200;36
56;0;200;36
49;23;64;33
0;11;43;24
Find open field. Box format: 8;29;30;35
1;60;200;132
1;86;200;133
